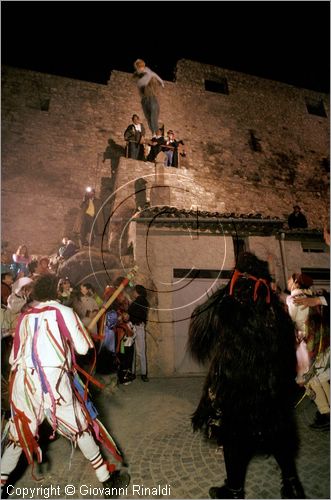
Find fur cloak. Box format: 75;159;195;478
188;253;298;453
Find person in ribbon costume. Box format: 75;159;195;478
1;274;129;497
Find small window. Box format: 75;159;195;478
301;267;330;283
301;241;328;253
205;78;229;95
173;269;232;279
248;129;262;152
305;98;327;118
40;98;50;111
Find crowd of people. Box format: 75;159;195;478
1;245;150;388
1;240;152;497
1;234;329;499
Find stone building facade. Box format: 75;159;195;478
2;59;329;375
2;59;329;254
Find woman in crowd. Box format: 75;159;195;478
11;245;31;277
72;283;100;333
57;277;73;307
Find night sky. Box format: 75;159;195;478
2;1;330;93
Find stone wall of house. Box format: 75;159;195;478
2;60;329;255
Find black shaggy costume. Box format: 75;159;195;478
188;253;305;499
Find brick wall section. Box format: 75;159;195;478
2;60;329;254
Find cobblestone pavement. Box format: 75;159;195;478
4;376;329;500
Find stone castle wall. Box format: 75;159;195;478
2;60;329;255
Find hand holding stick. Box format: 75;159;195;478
87;266;138;332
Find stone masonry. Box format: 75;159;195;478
1;59;329;255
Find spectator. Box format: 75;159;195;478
57;277;73;307
305;291;330;430
35;256;52;275
72;283;100;334
292;223;330;430
97;277;130;378
87;283;103;308
1;273;14;308
7;277;33;315
27;259;39;278
288;205;308;229
188;252;305;499
133;59;164;136
286;273;313;385
58;237;77;260
128;285;150;382
124;114;146;160
1;248;12;274
74;187;104;247
0;274;130;496
11;245;31;277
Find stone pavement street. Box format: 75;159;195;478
4;376;330;500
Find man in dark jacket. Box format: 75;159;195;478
124;114;146;160
128;285;150;382
74;188;104;247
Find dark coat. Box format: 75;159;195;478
128;295;149;325
124;123;146;145
288;211;308;229
73;197;104;235
147;136;165;162
189;254;298;451
124;123;146;160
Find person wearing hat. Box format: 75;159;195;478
162;130;186;168
133;59;164;136
7;276;34;315
288;205;308;229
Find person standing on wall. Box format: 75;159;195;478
74;187;104;248
124;114;146;160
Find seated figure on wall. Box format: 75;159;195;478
288;205;308;229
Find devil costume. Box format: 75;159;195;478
188;253;305;499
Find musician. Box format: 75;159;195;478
163;130;186;168
146;128;165;162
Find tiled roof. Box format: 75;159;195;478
136;206;285;236
135;206;323;238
